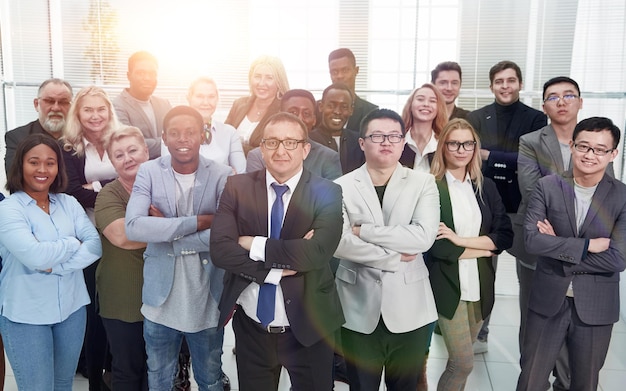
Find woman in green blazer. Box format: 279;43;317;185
427;119;513;390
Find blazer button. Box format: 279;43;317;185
376;279;382;285
202;259;209;265
286;299;291;304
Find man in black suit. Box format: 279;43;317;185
309;83;365;174
467;60;547;353
327;48;378;131
211;112;345;391
517;117;626;390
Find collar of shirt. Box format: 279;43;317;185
445;170;472;186
406;130;438;156
265;169;303;192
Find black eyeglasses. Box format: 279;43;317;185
573;143;614;156
262;138;307;150
38;97;71;107
543;94;579;104
363;134;404;144
445;141;476;152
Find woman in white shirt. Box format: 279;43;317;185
399;83;448;172
427;119;513;390
61;85;119;390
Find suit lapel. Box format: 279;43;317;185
159;157;178;216
281;170;311;239
381;164;407;224
253;171;269;236
354;166;385;225
436;178;455;231
560;174;579;236
541;125;566;172
193;157;210;214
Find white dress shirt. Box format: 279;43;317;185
446;171;481;301
237;169;304;326
406;130;438;173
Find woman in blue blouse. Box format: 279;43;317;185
0;134;102;390
428;119;513;390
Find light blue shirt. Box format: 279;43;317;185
0;191;102;324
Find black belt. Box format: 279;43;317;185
255;322;290;334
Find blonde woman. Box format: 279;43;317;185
225;55;290;152
62;85;120;390
428;119;512;390
400;83;448;172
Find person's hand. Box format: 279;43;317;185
352;225;361;237
196;214;214;231
238;236;254;251
303;229;314;240
149;204;164;217
536;219;555;236
437;222;462;245
282;270;297;277
400;253;417;262
82;183;93;190
588;238;610;253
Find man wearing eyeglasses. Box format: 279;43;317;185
514;76;599;391
333;109;439;390
4;78;73;174
517;116;625;391
466;61;547;353
211;112;344;390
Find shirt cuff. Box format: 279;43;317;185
264;268;283;285
249;236;267;261
92;181;103;192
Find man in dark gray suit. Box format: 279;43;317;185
515;76;589;390
517;117;626;391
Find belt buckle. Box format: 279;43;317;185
266;325;286;333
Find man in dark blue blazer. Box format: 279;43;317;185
211;113;344;390
467;60;547;352
517;117;626;391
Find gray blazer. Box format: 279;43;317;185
524;172;626;325
113;89;172;159
125;155;231;307
333;163;440;334
514;125;613;266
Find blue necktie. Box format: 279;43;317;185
257;183;289;327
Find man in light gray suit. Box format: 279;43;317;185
333;109;440;390
125;106;231;391
517;117;626;391
114;51;171;159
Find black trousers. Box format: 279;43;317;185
101;318;148;391
232;309;335;391
341;318;432;391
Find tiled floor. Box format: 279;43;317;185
3;254;626;390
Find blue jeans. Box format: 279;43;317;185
143;319;224;391
0;307;86;391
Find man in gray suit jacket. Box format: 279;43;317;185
113;51;171;160
517;117;626;391
334;109;440;390
125;106;231;390
515;76;588;390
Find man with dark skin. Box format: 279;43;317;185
309;83;365;174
